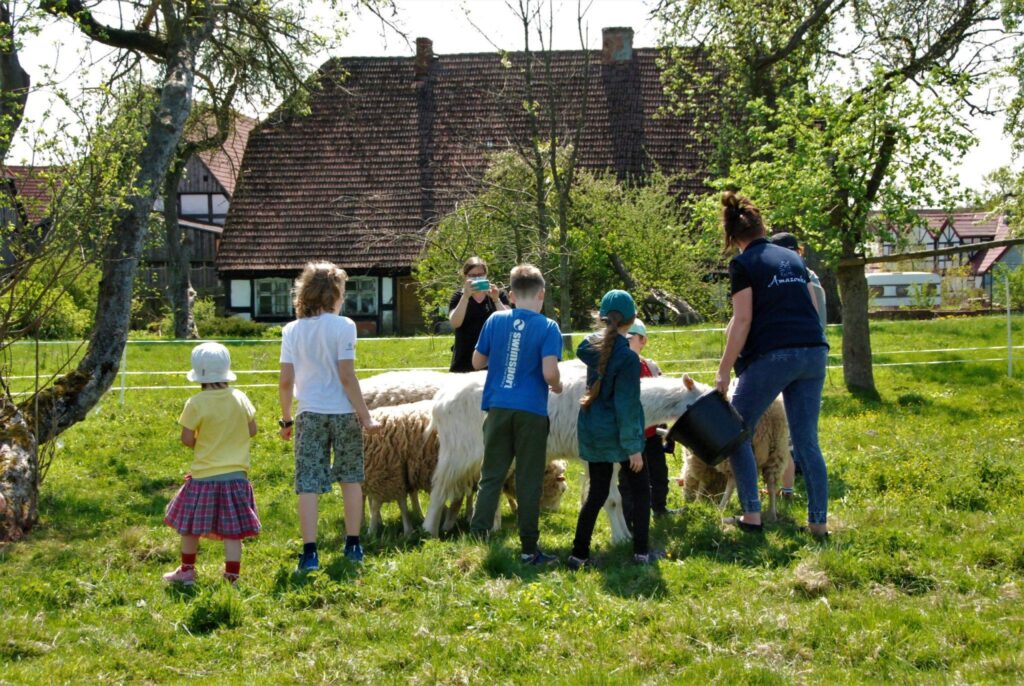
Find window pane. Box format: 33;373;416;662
255;278;292;317
211;194;230;215
180;194;208;216
343;277;378;316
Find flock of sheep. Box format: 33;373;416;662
358;361;792;541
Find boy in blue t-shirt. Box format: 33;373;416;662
469;264;563;565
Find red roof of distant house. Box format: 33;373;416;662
191;114;257;196
916;208;1001;239
218;45;716;274
2;165;56;225
973;215;1012;274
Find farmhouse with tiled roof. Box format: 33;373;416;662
139;113;257;295
218;28;715;335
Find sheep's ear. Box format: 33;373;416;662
682;374;695;391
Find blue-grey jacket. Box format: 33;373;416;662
576;333;645;463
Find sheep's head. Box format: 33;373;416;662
640;374;709;428
540;460;569;510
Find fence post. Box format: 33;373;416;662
120;345;127;406
1007;272;1014;379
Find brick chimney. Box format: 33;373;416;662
415;37;434;79
601;27;634;65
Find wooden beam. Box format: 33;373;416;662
838;237;1024;267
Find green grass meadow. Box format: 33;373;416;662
2;316;1023;684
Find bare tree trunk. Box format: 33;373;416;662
836;259;877;397
23;42;202;445
163;162;198;339
557;201;571;330
0;398;38;541
0;4;38;541
0;1;30;164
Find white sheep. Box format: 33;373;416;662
363;401;570;536
424;362;707;542
361;370;453;410
678;392;791;521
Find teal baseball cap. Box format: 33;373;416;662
599;289;637;321
627;318;647;337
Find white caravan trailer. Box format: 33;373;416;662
866;272;942;308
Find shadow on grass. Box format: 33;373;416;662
35;490;118;542
578;549;670;600
479;540;561;582
654;503;814;571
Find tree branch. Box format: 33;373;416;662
752;0;846;73
41;0;169;58
864;123;898;205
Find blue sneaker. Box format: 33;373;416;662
344;543;364;563
296;551;319;572
520;550;557;566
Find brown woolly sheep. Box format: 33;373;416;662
678;392;791;522
364;401;570;536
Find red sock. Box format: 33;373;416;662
224;561;240;576
181;552;196;570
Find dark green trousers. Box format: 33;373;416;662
470;408;549;554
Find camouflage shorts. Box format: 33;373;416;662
294;412;365;493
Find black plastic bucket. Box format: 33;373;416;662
666;389;749;467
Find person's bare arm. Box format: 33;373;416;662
449;282;475;329
279;363;295;440
489;283;510;312
472;350;488;370
542;355;562;393
181;427;196;448
716;288;753;394
338;359;380;433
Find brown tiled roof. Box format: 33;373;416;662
191;114;257;196
2;165;56;225
218;47;714;274
915;208;1001;239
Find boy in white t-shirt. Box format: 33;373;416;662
279;262;380;572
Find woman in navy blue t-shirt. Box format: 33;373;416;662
714;191;830;538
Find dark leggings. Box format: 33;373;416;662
620;434;669;519
572;460;650;559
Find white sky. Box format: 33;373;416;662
10;0;1018;194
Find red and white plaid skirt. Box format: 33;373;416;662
163;475;261;540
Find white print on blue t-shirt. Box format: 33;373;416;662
767;259;807;288
502;317;526;389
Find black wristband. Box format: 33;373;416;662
278;418;294;429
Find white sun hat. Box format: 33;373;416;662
186;342;237;383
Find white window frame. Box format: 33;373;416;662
254;278;292;317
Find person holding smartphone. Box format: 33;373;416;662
448;256;510;372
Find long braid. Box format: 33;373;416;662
580;312;624;409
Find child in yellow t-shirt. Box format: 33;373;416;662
163;342;259;586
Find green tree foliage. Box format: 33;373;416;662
2;86;153;343
415;149;721;329
656;0;1002;394
993;262;1024;308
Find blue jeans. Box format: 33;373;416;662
728;346;829;525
